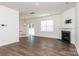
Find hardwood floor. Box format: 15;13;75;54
0;36;78;56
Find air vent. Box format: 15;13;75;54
30;12;35;14
65;2;69;4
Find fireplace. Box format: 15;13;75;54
61;31;71;43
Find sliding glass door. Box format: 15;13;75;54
28;23;35;36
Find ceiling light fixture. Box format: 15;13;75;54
35;3;39;6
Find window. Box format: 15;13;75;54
41;20;53;32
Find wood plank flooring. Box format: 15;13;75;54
0;36;78;56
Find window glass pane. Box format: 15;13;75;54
47;20;53;26
47;26;53;32
41;26;46;31
41;20;53;32
41;20;47;26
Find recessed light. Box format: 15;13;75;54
35;3;39;6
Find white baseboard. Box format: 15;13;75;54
19;35;28;37
34;35;60;39
19;35;60;39
75;44;79;55
0;39;19;47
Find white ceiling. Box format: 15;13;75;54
0;2;76;19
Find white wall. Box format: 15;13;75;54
26;15;61;39
0;5;19;46
75;3;79;55
19;18;27;37
60;7;76;44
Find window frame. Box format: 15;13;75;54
41;20;53;32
